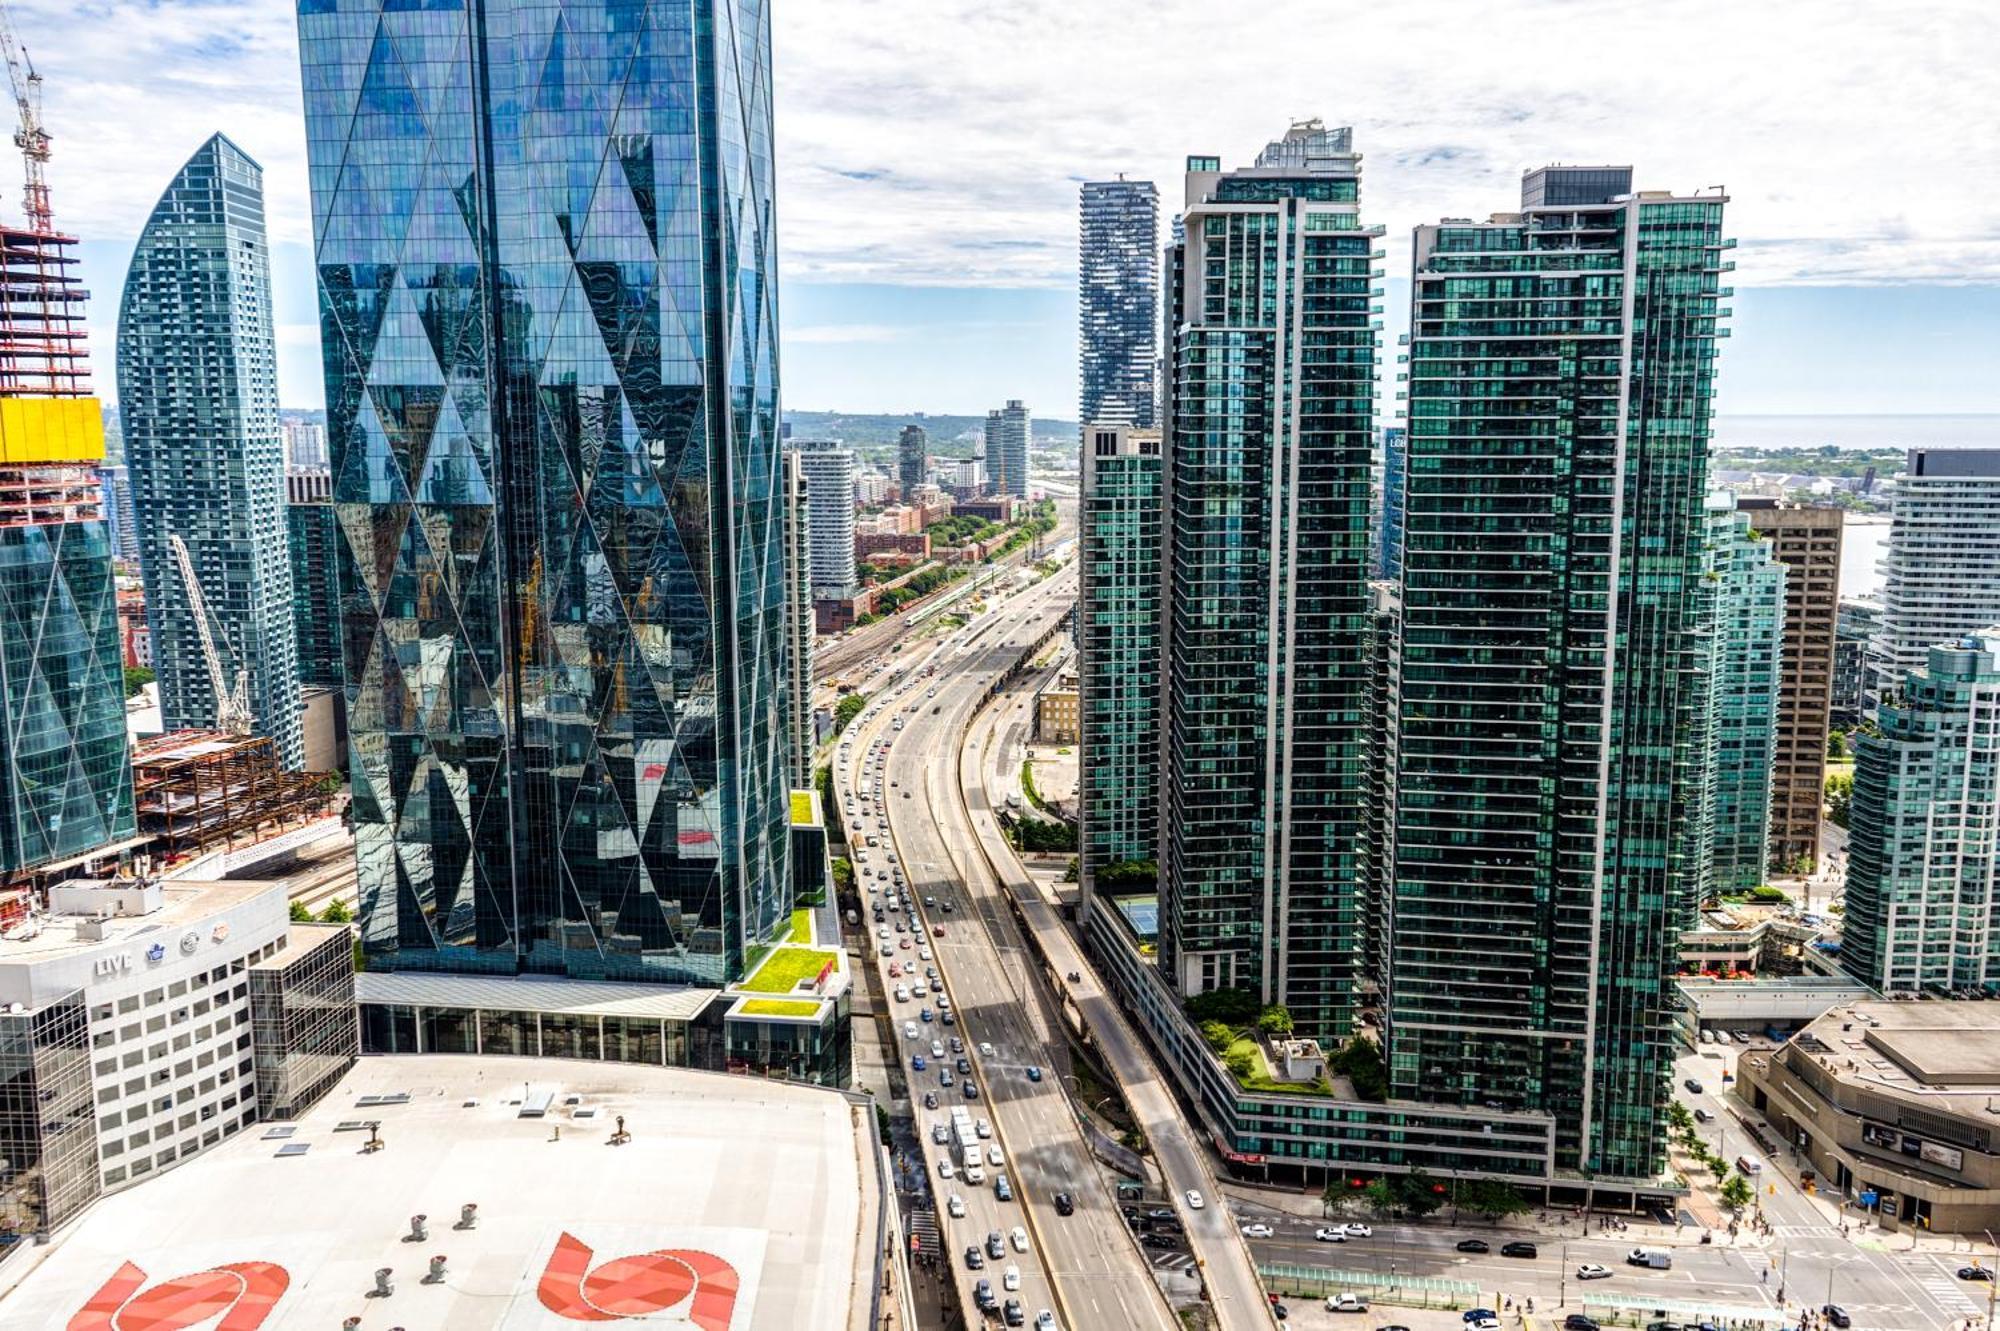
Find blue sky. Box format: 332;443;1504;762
33;0;2000;420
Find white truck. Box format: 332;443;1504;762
1626;1248;1672;1269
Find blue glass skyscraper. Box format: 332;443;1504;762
118;135;302;769
295;0;790;984
1078;179;1158;429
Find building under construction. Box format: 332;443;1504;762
131;731;335;869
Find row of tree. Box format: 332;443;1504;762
1320;1169;1531;1223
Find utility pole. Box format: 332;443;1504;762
1984;1230;1998;1331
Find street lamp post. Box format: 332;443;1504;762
1984;1230;1999;1331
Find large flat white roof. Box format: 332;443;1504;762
356;971;721;1021
0;1054;881;1331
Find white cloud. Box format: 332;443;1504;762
785;323;904;344
12;0;1995;311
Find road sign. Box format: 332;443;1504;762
1859;1190;1879;1207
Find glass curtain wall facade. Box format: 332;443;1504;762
1843;634;2000;994
985;400;1030;498
0;992;98;1238
1160;123;1379;1041
1697;493;1785;898
285;468;345;689
1078;423;1161;912
1395;168;1729;1179
1078;180;1158;429
118;135;302;769
296;0;791;984
896;423;926;497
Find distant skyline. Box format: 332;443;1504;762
12;0;1995;418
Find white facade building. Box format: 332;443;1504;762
792;441;858;597
1870;448;2000;698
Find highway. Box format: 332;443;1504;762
960;652;1279;1331
833;564;1176;1331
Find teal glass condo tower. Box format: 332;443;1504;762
1161;123;1380;1041
1394;166;1730;1179
1695;493;1784;898
1078;423;1161;911
1844;634;2000;994
295;0;791;982
118;135;302;769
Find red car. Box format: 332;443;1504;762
933;925;946;937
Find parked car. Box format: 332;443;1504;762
1564;1317;1601;1331
1501;1241;1538;1258
1324;1292;1368;1313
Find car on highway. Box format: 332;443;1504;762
1010;1226;1028;1252
1313;1227;1347;1242
939;1069;954;1088
965;1162;986;1185
1821;1307;1851;1329
985;1143;1001;1165
979;1042;997;1057
994;1173;1011;1200
931;1122;949;1144
973;1278;996;1312
964;1080;979;1099
986;1231;1006;1259
930;1039;945;1058
1003;1265;1020;1291
1960;1265;1994;1281
1576;1262;1612;1280
1054;1192;1074;1216
1500;1241;1538;1258
920;1007;934;1023
1455;1240;1491;1254
947;1194;965;1218
922;1092;938;1110
976;1118;992;1138
1184;1190;1204;1209
1002;1299;1024;1327
964;1245;984;1270
911;1055;926;1072
903;1021;918;1039
1034;1312;1056;1330
1241;1223;1275;1238
1024;1065;1043;1082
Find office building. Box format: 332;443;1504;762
117;135;302;770
1833;596;1882;728
1697;494;1786;897
98;461;136;563
1077;424;1161;914
1375;425;1406;580
1870;449;2000;698
1079;179;1159;429
782;449;815;789
0;875;355;1238
1159;123;1378;1041
297;0;794;984
896;423;927;498
794;440;858;597
1739;498;1842;871
282;418;327;470
284;468;342;690
1843;632;2000;994
985;399;1030;498
1393;165;1729;1179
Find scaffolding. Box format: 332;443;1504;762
131;731;335;866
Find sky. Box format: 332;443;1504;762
25;0;2000;421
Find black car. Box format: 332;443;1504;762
964;1245;984;1270
1960;1266;1995;1281
1501;1241;1538;1259
1683;1078;1704;1094
923;1092;938;1110
1003;1298;1025;1327
1821;1307;1850;1329
974;1278;996;1310
1272;1306;1287;1321
1564;1318;1600;1331
1455;1239;1491;1254
1141;1234;1180;1250
1055;1192;1075;1216
1692;1108;1712;1123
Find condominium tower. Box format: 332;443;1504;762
782;448;815;789
117;135;301;769
1843;633;2000;993
296;0;793;982
1159;122;1379;1041
1869;449;2000;698
897;423;927;498
284;468;343;690
1078;179;1159;428
985;400;1030;498
1077;423;1161;916
1698;495;1785;897
1738;498;1842;871
0;222;133;882
1394;165;1729;1178
794;440;858;596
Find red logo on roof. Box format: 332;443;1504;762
537;1231;739;1327
67;1260;288;1331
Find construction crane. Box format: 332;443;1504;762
168;534;254;736
0;1;49;232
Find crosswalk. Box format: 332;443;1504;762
1772;1222;1841;1238
1904;1256;1982;1317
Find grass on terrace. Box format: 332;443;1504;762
741;944;837;994
738;998;821;1018
787;908;813;945
790;790;815;824
1224;1035;1335;1097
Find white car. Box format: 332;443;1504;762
978;1042;997;1058
987;1145;1004;1167
1325;1293;1368;1313
1240;1223;1275;1239
931;1040;945;1058
1034;1313;1056;1331
1313;1227;1346;1242
1010;1226;1029;1253
937;1160;955;1180
1342;1223;1372;1238
904;1022;918;1039
1184;1190;1205;1210
947;1195;966;1218
964;1163;986;1185
894;985;909;1003
1576;1263;1612;1280
1002;1265;1020;1291
975;1118;993;1139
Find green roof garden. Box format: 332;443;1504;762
741;945;840;995
737;998;822;1018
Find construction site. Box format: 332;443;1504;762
131;731;338;870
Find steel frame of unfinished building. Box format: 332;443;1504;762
130;731;333;866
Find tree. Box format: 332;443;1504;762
1257;1005;1295;1037
1097;859;1158;891
1458;1179;1531;1224
1720;1173;1754;1211
1061;857;1079;883
1360;1179;1398;1215
1199;1020;1235;1052
288;899;313;923
1331;1037;1388;1102
1223;1045;1257;1080
832;693;867;735
1666;1100;1694;1135
317;898;354;924
1825;770;1854;829
830;856;855;892
123;666;154;698
1827;730;1848;761
1397;1168;1446;1219
1183;987;1260;1026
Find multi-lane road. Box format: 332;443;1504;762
832;565;1179;1331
